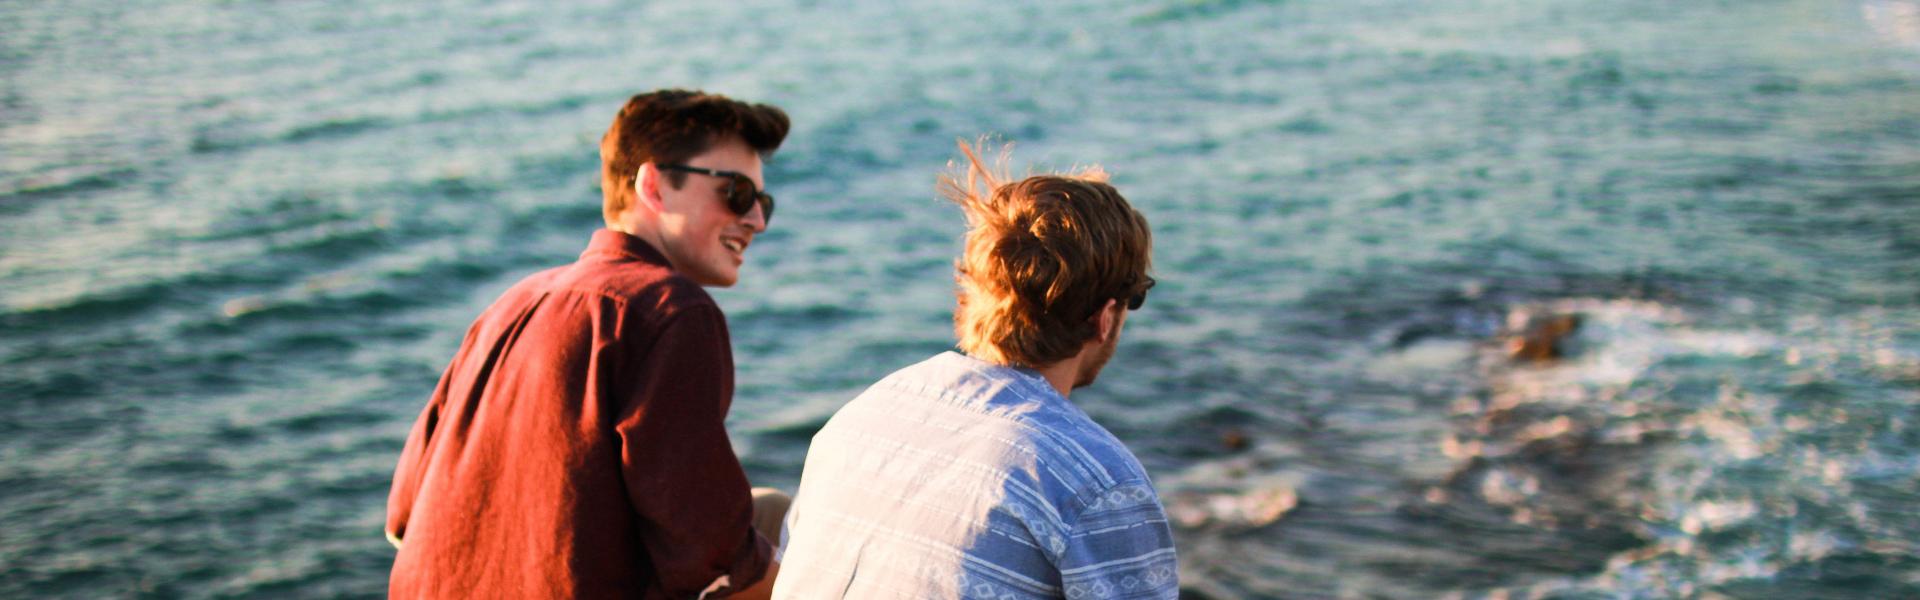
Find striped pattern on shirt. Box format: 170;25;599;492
774;352;1178;599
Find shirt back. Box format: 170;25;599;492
386;230;769;599
775;351;1178;599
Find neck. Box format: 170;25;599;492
1034;355;1081;399
610;221;671;266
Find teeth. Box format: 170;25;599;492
723;239;744;253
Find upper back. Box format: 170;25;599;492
778;352;1163;599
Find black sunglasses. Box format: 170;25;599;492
656;164;775;224
1124;276;1156;311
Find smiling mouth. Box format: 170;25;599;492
722;237;747;255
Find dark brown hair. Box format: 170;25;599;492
940;140;1153;368
599;89;790;224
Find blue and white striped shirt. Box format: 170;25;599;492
774;352;1178;599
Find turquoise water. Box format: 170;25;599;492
4;0;1918;597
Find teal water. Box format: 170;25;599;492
3;0;1918;597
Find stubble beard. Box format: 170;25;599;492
1072;332;1121;390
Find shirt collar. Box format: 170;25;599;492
583;228;672;267
943;351;1062;403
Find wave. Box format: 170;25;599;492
215;261;496;325
189;92;603;155
272;406;390;435
281;116;392;143
0;273;229;334
0;166;139;207
1129;0;1284;25
730;302;866;332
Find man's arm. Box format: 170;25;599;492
726;559;779;600
1056;480;1181;599
614;304;773;596
385;321;483;550
384;390;443;551
385;372;455;551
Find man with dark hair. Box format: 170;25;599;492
774;141;1176;599
387;89;789;599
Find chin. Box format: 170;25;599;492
678;262;738;287
1074;338;1120;389
1072;362;1106;389
701;272;739;287
1072;373;1100;389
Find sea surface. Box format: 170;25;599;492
4;0;1919;598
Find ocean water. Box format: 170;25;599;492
3;0;1918;597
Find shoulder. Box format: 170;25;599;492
855;352;1055;415
998;403;1164;531
496;264;570;298
473;265;570;320
1038;415;1152;482
566;258;722;322
629;270;720;320
616;274;729;355
852;354;1149;481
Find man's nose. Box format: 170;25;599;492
741;201;768;232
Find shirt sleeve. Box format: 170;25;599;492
385;396;438;544
386;320;481;544
614;303;772;597
1056;480;1181;599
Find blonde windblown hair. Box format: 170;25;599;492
939;139;1153;368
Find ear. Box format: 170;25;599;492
1088;298;1122;345
634;163;667;213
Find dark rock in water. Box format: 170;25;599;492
1503;311;1583;362
1220;428;1250;453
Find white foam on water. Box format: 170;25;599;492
1865;0;1920;50
1487;301;1920;596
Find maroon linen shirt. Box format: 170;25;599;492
387;229;770;599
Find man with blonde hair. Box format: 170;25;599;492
774;141;1175;599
